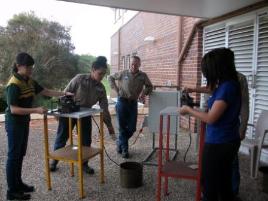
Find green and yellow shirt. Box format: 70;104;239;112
5;73;44;123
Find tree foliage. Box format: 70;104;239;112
0;12;112;112
77;54;96;74
74;54;110;76
0;12;78;89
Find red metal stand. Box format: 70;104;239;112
156;114;205;201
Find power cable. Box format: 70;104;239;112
92;117;120;167
183;115;192;162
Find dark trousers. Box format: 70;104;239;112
232;153;240;196
54;116;92;151
5;120;29;192
116;97;138;152
202;141;240;201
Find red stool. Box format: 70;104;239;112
156;107;205;201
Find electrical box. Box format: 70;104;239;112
148;91;180;134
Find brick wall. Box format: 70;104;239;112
111;31;119;73
110;12;203;132
179;17;203;132
111;12;180;86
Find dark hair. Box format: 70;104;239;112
13;52;35;72
201;48;238;90
92;56;107;70
132;56;141;62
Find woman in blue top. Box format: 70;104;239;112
180;48;241;201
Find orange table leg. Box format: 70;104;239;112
68;118;74;177
77;119;84;199
43;115;52;190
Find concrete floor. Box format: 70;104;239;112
0;118;268;201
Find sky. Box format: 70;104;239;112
0;0;114;61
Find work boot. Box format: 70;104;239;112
49;160;59;172
18;182;35;193
122;150;129;159
7;191;31;200
83;163;95;174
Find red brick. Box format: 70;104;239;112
111;12;204;132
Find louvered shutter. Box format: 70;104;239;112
255;14;268;123
228;21;254;78
203;8;268;161
201;25;226;108
228;20;255;133
256;13;268;154
203;25;226;54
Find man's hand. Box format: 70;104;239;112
138;94;145;104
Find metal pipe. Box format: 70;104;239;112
177;19;204;89
176;16;183;87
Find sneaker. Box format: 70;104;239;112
122;151;129;159
7;191;31;200
18;183;35;193
83;164;95;174
50;160;59;172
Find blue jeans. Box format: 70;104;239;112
5;120;29;192
232;153;240;196
54;116;92;151
116;97;138;152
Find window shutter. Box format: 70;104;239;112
203;9;268;161
255;14;268;122
201;25;226;108
228;21;254;77
256;13;268;151
228;20;255;132
203;25;226;54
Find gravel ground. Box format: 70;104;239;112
0;117;268;201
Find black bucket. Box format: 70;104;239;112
120;162;143;188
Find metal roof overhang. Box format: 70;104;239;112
59;0;264;18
